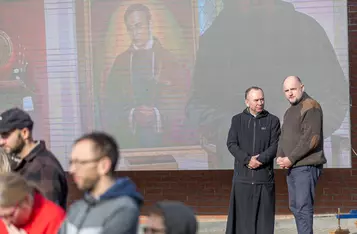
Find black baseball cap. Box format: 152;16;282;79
0;108;34;134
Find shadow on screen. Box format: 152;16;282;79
185;0;349;169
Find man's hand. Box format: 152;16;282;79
276;156;283;167
6;224;27;234
277;156;292;169
248;155;262;169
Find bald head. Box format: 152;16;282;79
283;76;304;105
283;76;302;85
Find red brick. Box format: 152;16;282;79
350;5;357;12
275;208;291;214
163;188;192;195
323;188;342;195
144;188;163;195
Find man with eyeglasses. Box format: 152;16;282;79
144;201;198;234
0;107;68;210
59;131;143;234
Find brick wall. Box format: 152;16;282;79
67;1;357;215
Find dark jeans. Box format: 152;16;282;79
287;165;322;234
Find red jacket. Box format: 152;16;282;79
0;192;65;234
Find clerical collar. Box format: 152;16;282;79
133;37;154;50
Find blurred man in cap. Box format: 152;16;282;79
0;107;68;210
144;201;198;234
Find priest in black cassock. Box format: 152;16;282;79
101;3;188;149
225;87;280;234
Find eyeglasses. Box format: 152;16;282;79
143;226;165;234
69;157;103;167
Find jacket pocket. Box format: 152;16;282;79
234;159;249;177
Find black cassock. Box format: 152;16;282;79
226;181;275;234
224;109;281;234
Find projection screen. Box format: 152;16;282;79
0;0;350;171
74;0;350;171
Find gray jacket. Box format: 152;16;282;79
58;177;143;234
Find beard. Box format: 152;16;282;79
10;133;26;155
290;96;303;106
80;175;100;193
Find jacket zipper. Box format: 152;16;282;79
252;119;256;184
74;203;93;234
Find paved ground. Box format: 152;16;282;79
139;215;357;233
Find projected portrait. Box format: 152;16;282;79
186;0;350;169
90;1;195;149
0;0;50;143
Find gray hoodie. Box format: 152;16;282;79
58;177;143;234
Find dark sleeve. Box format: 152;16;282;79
277;112;287;158
257;116;281;164
101;57;126;112
288;108;323;165
100;56;132;132
26;164;67;209
277;143;285;158
226;116;251;165
43;166;67;209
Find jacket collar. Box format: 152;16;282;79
243;108;269;119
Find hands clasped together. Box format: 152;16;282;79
247;155;261;169
247;156;293;169
276;157;292;169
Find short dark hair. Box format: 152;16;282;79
74;131;119;174
245;86;263;99
124;4;152;24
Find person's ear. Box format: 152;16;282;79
20;128;30;141
98;157;112;176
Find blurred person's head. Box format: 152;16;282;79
0;172;40;227
0;148;11;173
245;86;264;116
124;4;152;49
283;76;305;105
69;132;119;197
225;0;278;13
144;201;198;234
0;108;35;158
